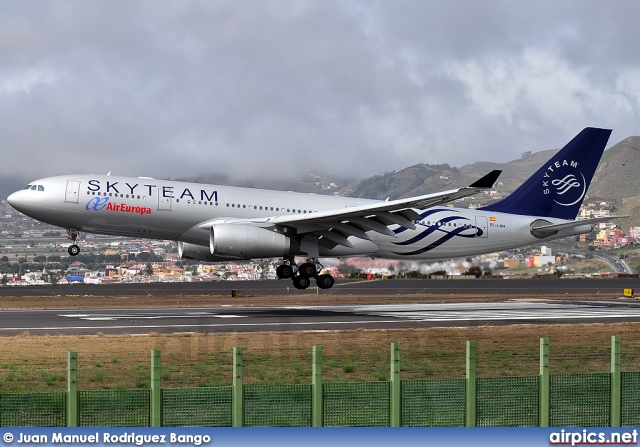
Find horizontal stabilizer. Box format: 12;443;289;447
530;215;628;239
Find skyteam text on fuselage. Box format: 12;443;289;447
7;127;618;290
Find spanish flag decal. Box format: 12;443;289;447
489;217;497;222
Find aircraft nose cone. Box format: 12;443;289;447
7;191;18;207
7;190;27;212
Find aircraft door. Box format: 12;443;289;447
65;181;81;203
475;216;488;238
158;193;172;211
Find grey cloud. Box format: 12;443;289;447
0;0;639;186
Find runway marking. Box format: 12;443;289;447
0;320;405;332
286;301;640;322
58;312;246;321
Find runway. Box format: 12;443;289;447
2;299;640;335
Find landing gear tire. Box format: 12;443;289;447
68;245;80;256
276;264;294;279
298;262;317;278
292;276;311;290
316;274;335;290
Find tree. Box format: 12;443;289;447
0;256;8;263
1;275;7;285
145;262;154;276
464;266;483;278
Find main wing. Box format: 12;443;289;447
198;170;501;248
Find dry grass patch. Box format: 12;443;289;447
1;323;640;392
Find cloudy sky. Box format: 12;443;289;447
1;1;639;184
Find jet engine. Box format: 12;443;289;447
179;225;293;261
209;224;292;259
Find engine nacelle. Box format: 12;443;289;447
209;224;291;260
178;242;230;262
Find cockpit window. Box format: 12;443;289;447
22;184;44;191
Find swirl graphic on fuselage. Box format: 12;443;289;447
391;209;481;256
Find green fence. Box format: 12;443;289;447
0;336;636;427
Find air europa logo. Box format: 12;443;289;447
542;159;586;207
86;197;109;211
85;197;152;216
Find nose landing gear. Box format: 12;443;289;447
67;229;80;256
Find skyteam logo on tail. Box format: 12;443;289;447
542;159;586;207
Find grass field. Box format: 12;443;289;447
1;321;640;392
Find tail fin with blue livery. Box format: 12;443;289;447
480;127;611;220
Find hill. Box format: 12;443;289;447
345;136;640;226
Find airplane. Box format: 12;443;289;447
7;127;619;290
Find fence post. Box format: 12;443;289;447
539;337;550;427
465;341;476;427
232;347;244;427
611;335;621;427
150;350;161;427
67;351;78;427
312;345;323;427
390;342;401;427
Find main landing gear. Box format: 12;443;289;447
276;257;335;290
67;229;80;256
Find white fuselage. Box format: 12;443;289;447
7;174;590;261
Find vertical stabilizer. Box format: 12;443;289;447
480;127;611;219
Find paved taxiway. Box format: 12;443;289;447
2;299;640;336
0;278;638;297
